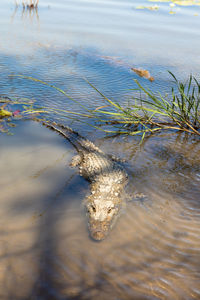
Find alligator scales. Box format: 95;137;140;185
43;122;128;241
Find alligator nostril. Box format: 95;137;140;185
91;231;105;241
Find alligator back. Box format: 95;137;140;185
42;121;128;241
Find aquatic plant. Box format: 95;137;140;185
0;105;12;118
117;72;200;139
9;73;200;140
79;72;200;139
0;95;35;133
149;0;200;7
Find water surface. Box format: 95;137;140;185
0;1;200;299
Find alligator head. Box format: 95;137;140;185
85;197;123;241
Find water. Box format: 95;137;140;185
0;1;200;299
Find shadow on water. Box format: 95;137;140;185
25;180;78;300
0;121;78;299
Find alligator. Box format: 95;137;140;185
42;121;129;241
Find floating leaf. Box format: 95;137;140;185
0;108;12;118
148;0;200;7
131;68;155;82
136;5;159;10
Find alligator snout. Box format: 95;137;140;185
91;230;106;241
89;220;110;241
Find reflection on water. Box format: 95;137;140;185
11;3;39;24
0;122;199;299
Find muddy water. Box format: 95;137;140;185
0;122;199;300
0;0;200;299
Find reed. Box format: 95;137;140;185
15;0;39;8
85;72;200;139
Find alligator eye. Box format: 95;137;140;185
91;205;96;212
108;208;112;214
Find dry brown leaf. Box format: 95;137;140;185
131;68;155;81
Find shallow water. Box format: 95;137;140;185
0;1;200;299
